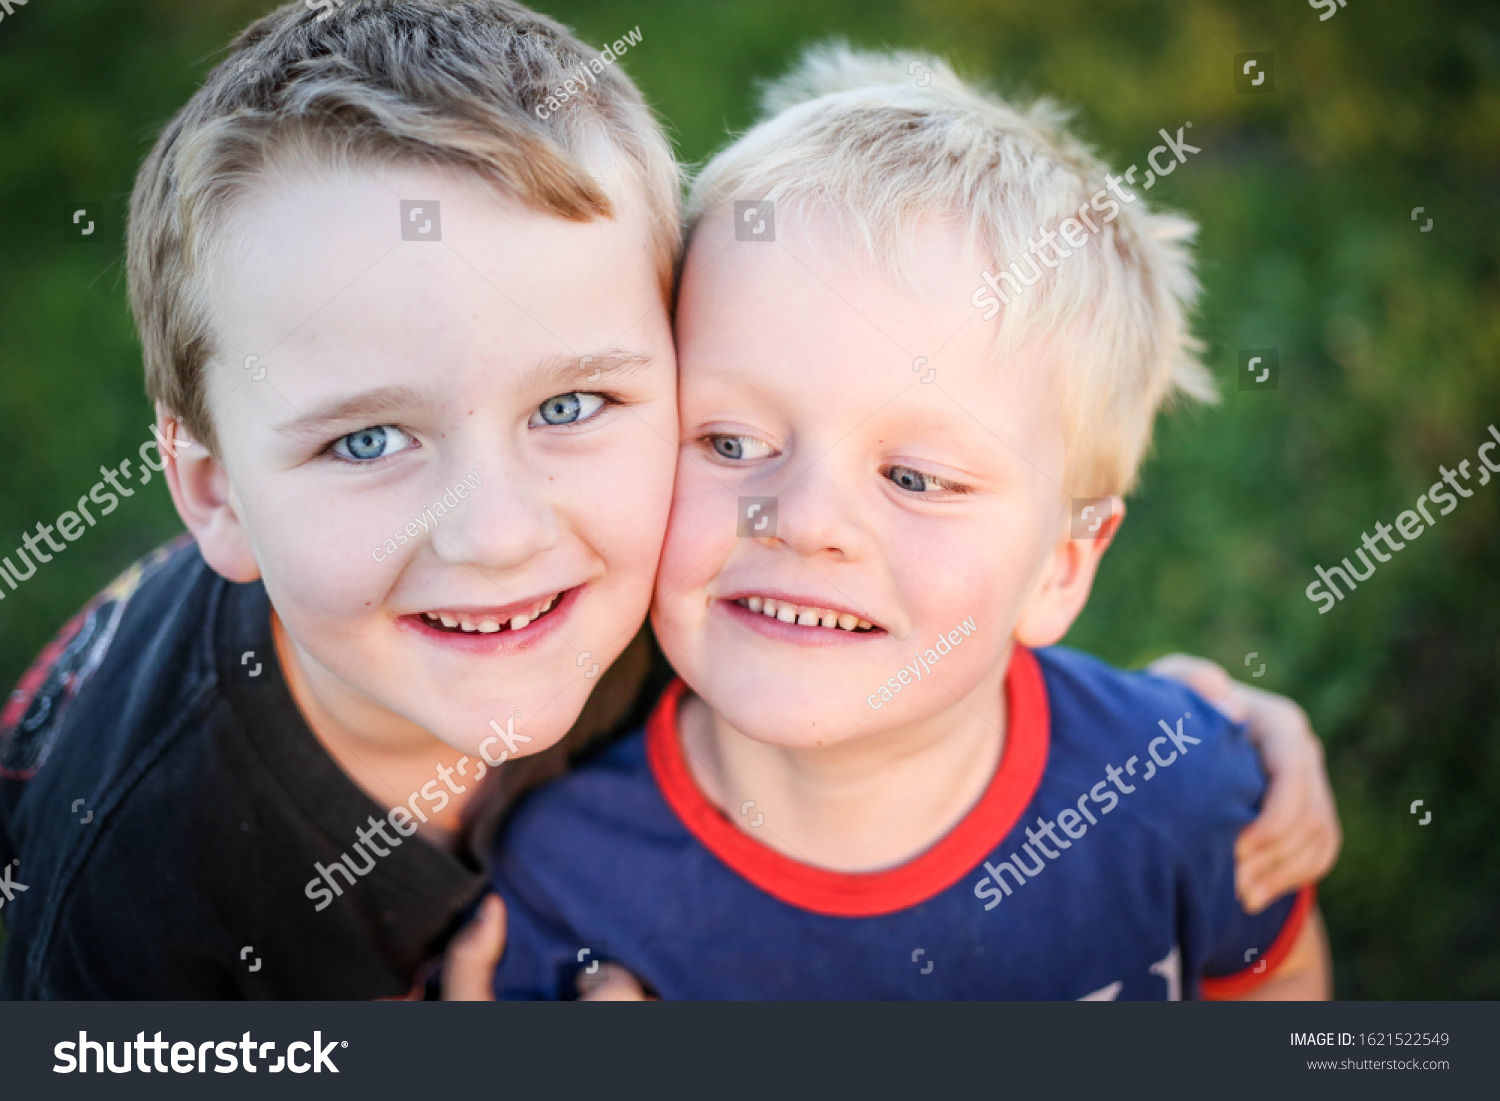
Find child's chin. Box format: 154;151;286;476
427;706;573;763
715;696;864;749
742;727;863;752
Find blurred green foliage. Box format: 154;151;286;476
1;0;1496;997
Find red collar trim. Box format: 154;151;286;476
646;645;1051;917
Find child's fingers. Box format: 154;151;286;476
1238;784;1340;910
577;963;651;1000
441;893;507;1001
1300;749;1343;880
1238;838;1300;912
1238;693;1328;858
1236;755;1313;911
1148;654;1247;721
1244;808;1340;904
1237;702;1341;906
1239;835;1324;913
1237;772;1315;899
1238;780;1305;857
1238;839;1295;911
1237;742;1308;860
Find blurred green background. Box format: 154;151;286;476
1;0;1496;997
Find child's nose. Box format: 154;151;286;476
431;463;559;573
759;462;871;562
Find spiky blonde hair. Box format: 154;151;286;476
687;42;1214;496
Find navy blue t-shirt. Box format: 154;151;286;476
491;646;1310;1000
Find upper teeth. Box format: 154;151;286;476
740;596;873;632
423;592;561;634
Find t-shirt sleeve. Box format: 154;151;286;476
1;541;181;786
1199;885;1315;999
0;544;223;997
2;598;114;934
1138;682;1315;999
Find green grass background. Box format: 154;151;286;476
1;0;1496;997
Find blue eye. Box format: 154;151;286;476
332;425;414;462
883;464;971;496
703;434;775;462
530;392;606;428
887;465;930;491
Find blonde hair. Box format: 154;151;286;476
687;43;1215;496
129;0;680;456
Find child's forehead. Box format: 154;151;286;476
684;201;985;290
199;162;672;419
678;204;1004;380
216;154;663;271
676;207;1070;473
210;161;663;316
682;216;971;364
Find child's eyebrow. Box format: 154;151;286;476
271;352;655;440
839;402;989;458
274;384;437;440
517;349;655;393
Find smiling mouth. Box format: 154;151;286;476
419;590;566;635
735;596;878;633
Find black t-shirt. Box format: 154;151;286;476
0;541;488;998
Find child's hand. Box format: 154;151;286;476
442;893;507;1000
1148;654;1342;913
441;892;651;1000
576;965;652;1000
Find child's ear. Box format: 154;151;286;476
1013;496;1125;649
159;412;261;584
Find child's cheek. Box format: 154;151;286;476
658;460;732;601
560;416;678;576
888;512;1035;648
586;461;676;602
248;484;402;628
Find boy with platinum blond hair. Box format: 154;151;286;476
489;45;1331;1000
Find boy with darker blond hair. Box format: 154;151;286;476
0;0;682;999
